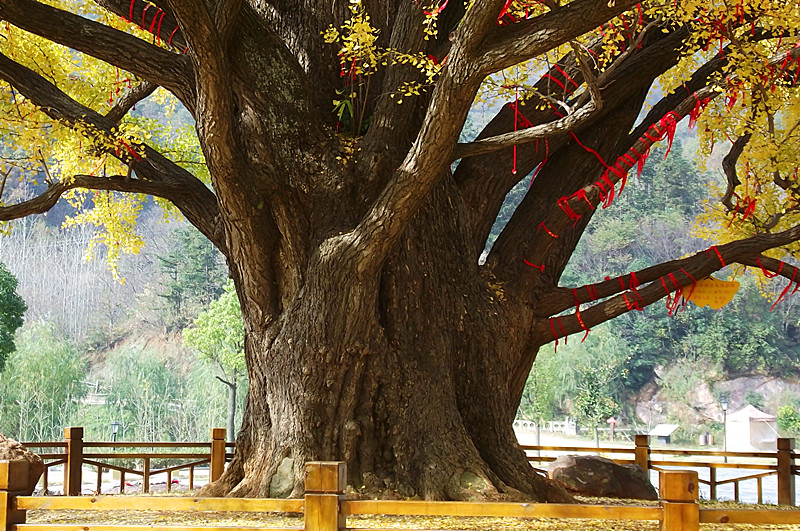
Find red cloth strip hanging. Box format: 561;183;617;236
128;0;136;22
557;317;567;342
148;9;160;34
706;246;726;267
141;3;150;28
586;284;599;301
168;25;180;46
688;94;711;130
116;139;141;161
156;11;166;42
660;276;673;309
497;0;514;22
756;257;784;278
576;310;590;342
550;318;559;348
537;222;559;238
680;268;698;302
552;64;580;89
770;267;799;311
423;0;449;16
542;73;569;93
523;259;545;272
557;196;581;223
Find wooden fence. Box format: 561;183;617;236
522;434;798;505
7;460;800;531
22;428;800;505
21;427;233;495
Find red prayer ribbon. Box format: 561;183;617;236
707;246;726;267
770;267;799;311
523;259;545;272
537;222;559;238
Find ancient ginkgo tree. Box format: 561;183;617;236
1;0;800;501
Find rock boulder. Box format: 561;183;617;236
0;433;45;494
548;454;658;500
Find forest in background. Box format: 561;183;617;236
0;203;246;442
3;121;800;445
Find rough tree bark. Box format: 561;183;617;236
2;0;800;502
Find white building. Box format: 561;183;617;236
725;405;778;452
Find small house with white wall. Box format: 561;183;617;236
725;405;778;452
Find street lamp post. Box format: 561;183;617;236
111;420;120;442
721;398;729;463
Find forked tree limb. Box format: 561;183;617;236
739;254;800;283
93;0;188;52
477;0;640;76
0;0;195;108
352;0;651;273
515;45;800;295
0;51;222;247
452;99;600;159
536;223;800;342
105;80;157;124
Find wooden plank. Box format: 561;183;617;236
650;460;775;470
15;496;304;514
715;471;776;486
15;526;299;531
86;443;211;448
700;509;800;524
0;461;29;491
151;460;211;475
650;449;775;459
520;446;632;454
305;494;343;531
661;502;698;530
84;454;210;459
341;501;661;520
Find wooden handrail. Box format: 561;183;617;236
7;461;800;531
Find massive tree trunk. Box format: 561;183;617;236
204;168;570;500
3;0;800;503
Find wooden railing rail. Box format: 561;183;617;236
21;427;229;495
10;461;800;531
522;435;797;506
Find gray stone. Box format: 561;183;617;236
548;454;658;500
269;457;295;498
0;433;45;495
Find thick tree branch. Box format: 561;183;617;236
453;98;599;159
0;0;195;108
93;0;187;52
166;0;244;181
721;133;751;211
510;44;800;296
0;51;222;248
536;224;800;342
351;0;643;272
105;80;157;124
0;173;188;219
739;255;800;284
477;0;640;76
213;0;244;47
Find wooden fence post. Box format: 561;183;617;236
63;427;84;496
777;438;795;506
635;434;650;472
660;470;699;531
1;460;28;531
304;462;346;531
210;429;226;483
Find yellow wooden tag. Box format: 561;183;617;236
681;276;740;309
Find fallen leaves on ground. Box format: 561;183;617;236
25;496;800;530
